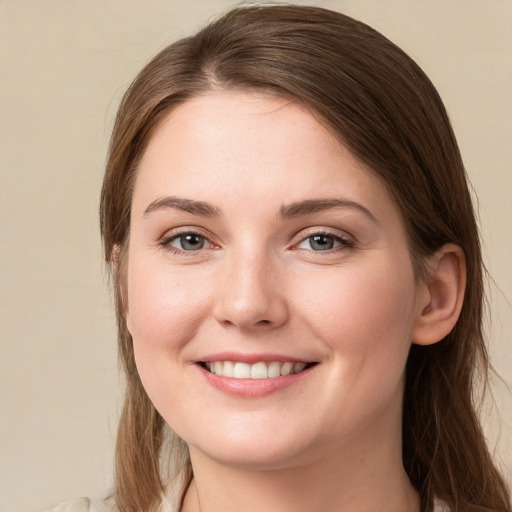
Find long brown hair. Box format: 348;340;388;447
100;5;511;511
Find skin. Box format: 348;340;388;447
125;91;463;512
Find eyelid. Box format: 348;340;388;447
293;226;354;243
291;227;355;251
159;226;219;252
158;225;355;254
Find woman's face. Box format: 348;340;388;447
126;91;426;470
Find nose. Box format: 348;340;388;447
213;251;289;330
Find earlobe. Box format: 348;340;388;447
412;244;466;346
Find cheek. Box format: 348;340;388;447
125;255;216;422
126;255;211;365
290;260;418;435
294;259;417;376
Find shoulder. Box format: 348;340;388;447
46;495;119;512
434;498;451;512
46;498;90;512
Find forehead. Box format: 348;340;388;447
138;91;346;178
132;90;399;223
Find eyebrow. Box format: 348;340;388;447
143;196;221;217
143;195;377;223
279;198;378;223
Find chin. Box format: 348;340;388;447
195;445;307;472
185;427;315;471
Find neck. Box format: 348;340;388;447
180;414;420;512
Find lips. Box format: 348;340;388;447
201;360;313;379
197;357;317;397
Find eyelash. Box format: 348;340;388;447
160;229;215;255
159;229;354;255
294;231;354;252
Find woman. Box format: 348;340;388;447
54;4;511;512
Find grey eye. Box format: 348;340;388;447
308;235;335;251
297;234;339;251
296;233;349;252
171;233;206;251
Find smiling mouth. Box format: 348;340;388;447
199;361;317;379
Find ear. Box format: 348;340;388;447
412;243;466;346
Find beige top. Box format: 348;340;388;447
48;495;451;512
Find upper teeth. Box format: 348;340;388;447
205;361;308;379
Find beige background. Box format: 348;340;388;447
0;1;510;510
